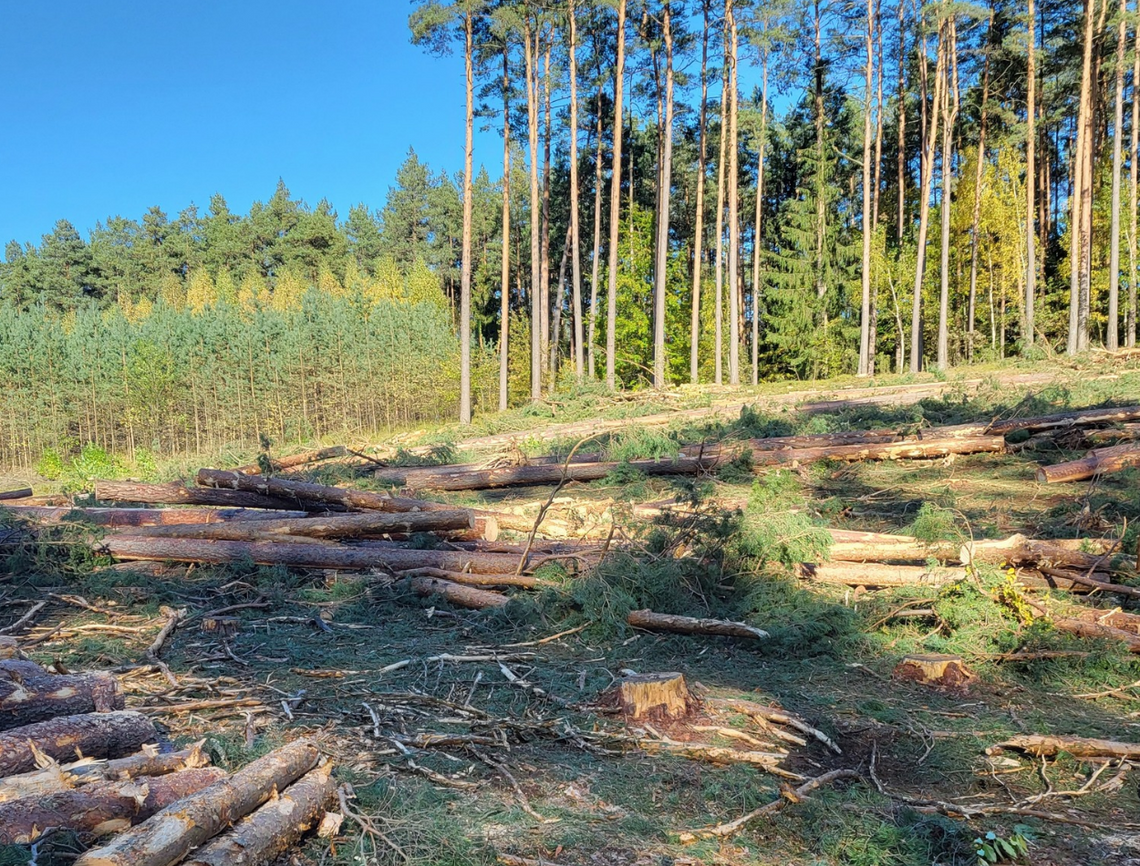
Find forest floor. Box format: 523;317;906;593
4;354;1140;866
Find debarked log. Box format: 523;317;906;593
960;534;1136;573
0;711;157;777
0;671;124;731
0;767;226;844
626;609;768;640
795;561;962;587
74;738;321;866
987;734;1140;760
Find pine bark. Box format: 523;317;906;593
569;0;584;379
525;16;542;399
726;0;741;385
936;16;958;370
409;576;509;609
653;3;674;390
858;0;875;377
4;506;309;527
1035;444;1140;483
713;48;728;386
94;481;321;512
1069;0;1099;353
459;9;474;424
0;672;124;731
1130;20;1140;347
499;45;511;411
0;711;157;778
231;446;347;476
752;55;768;386
1025;0;1036;346
121;509;475;541
690;1;711;383
968;14;992;357
1109;0;1127;351
606;0;627;390
588;77;605;378
627;609;767;640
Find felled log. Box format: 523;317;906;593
94;481;329;512
0;488;33;501
1048;615;1140;653
122;509;476;541
681;429;905;459
618;673;694;720
196;469;404;511
0;767;226;844
893;654;974;692
0;636;18;659
626;609;768;640
1084;423;1140;445
1036;443;1140;484
408;576;509;609
0;742;210;803
986;404;1140;436
0;671;124;731
0;711;157;777
750;435;1006;467
960;534;1135;573
231;445;348;475
101;537;526;574
182;763;335;866
795;561;961;587
0;659;48;679
4;506;309;527
74;738;320;866
827;530;960;563
398;567;539;589
987;734;1140;760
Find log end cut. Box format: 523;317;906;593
618;672;696;721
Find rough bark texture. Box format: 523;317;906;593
195;470;399;511
122;509;474;541
0;711;157;778
960;534;1135;572
183;763;335;866
0;672;124;731
0;767;226;844
409;576;509;609
749;435;1005;466
988;734;1140;760
231;447;348;475
398;567;539;589
74;739;320;866
95;481;325;512
1035;445;1140;484
6;506;310;527
827;529;960;563
605;0;626;390
985;405;1140;435
626;609;767;640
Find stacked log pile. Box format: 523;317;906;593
0;645;335;861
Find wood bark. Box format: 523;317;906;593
827;529;959;563
183;763;335;866
95;481;325;512
0;742;210;803
231;447;347;476
967;14;992;356
0;711;157;778
195;470;401;511
1035;445;1140;483
1025;0;1036;346
459;7;474;423
500;43;511;411
1109;0;1127;350
960;533;1136;572
1069;0;1099;353
986;404;1140;435
75;739;320;866
626;609;767;640
726;0;741;385
1131;15;1140;348
714;31;728;386
569;0;584;380
0;488;33;501
690;0;711;383
605;0;627;390
858;0;875;377
752;52;769;385
0;767;225;844
989;734;1140;760
121;509;474;541
5;506;309;527
0;672;124;731
749;434;1005;466
894;654;973;691
397;567;539;589
653;1;674;390
408;576;509;609
524;14;542;400
588;73;605;378
541;37;553;385
936;13;957;370
795;561;959;587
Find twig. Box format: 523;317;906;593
0;600;46;635
499;662;568;707
504;622;592;647
1073;679;1140;699
473;748;558;823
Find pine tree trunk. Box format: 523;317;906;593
713;45;728;386
968;14;992;358
499;46;511;412
858;0;875;377
752;57;768;386
727;0;741;385
569;0;584;379
896;0;906;247
1024;0;1036;347
869;0;885;374
690;2;711;384
1109;0;1126;351
525;18;543;399
1069;0;1098;354
606;0;627;390
936;16;957;371
459;10;474;424
1131;19;1140;348
653;3;674;390
588;82;605;377
541;40;553;384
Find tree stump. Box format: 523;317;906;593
619;673;695;721
200;617;241;637
892;654;974;692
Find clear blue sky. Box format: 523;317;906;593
0;0;487;248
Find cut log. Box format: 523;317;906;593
0;742;211;803
681;429;905;459
0;659;49;679
196;469;404;511
1084;423;1140;445
231;446;348;475
397;567;539;589
0;488;33;501
121;509;476;541
827;530;960;563
795;561;961;587
0;671;124;731
0;711;157;777
750;435;1006;467
182;763;335;866
1036;444;1140;484
626;609;768;640
74;738;320;866
986;404;1140;436
0;766;226;844
987;734;1140;760
94;481;333;512
408;576;509;609
618;672;693;720
1049;615;1140;652
893;654;974;692
3;506;310;527
101;537;526;574
960;535;1136;573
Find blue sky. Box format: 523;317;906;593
0;0;486;247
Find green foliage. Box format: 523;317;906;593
974;830;1030;864
736;472;832;566
908;502;963;544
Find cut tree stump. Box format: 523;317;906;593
626;609;768;640
0;672;124;731
74;738;320;866
0;767;226;844
893;654;974;692
183;763;335;866
618;672;694;721
0;742;211;803
986;734;1140;760
0;711;158;777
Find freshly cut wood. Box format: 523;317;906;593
1036;443;1140;483
893;654;974;692
986;404;1140;436
408;576;509;609
619;672;693;720
0;488;33;501
827;529;959;563
123;509;475;541
987;734;1140;760
750;435;1006;467
74;738;320;866
960;535;1135;573
183;763;335;866
0;671;124;731
5;506;309;527
95;481;327;512
0;766;226;844
1049;615;1140;652
795;561;960;587
626;609;768;640
231;446;348;475
0;742;211;803
398;567;539;588
0;711;157;777
102;537;526;574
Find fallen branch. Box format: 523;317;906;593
626;609;768;640
231;446;348;475
987;734;1140;760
